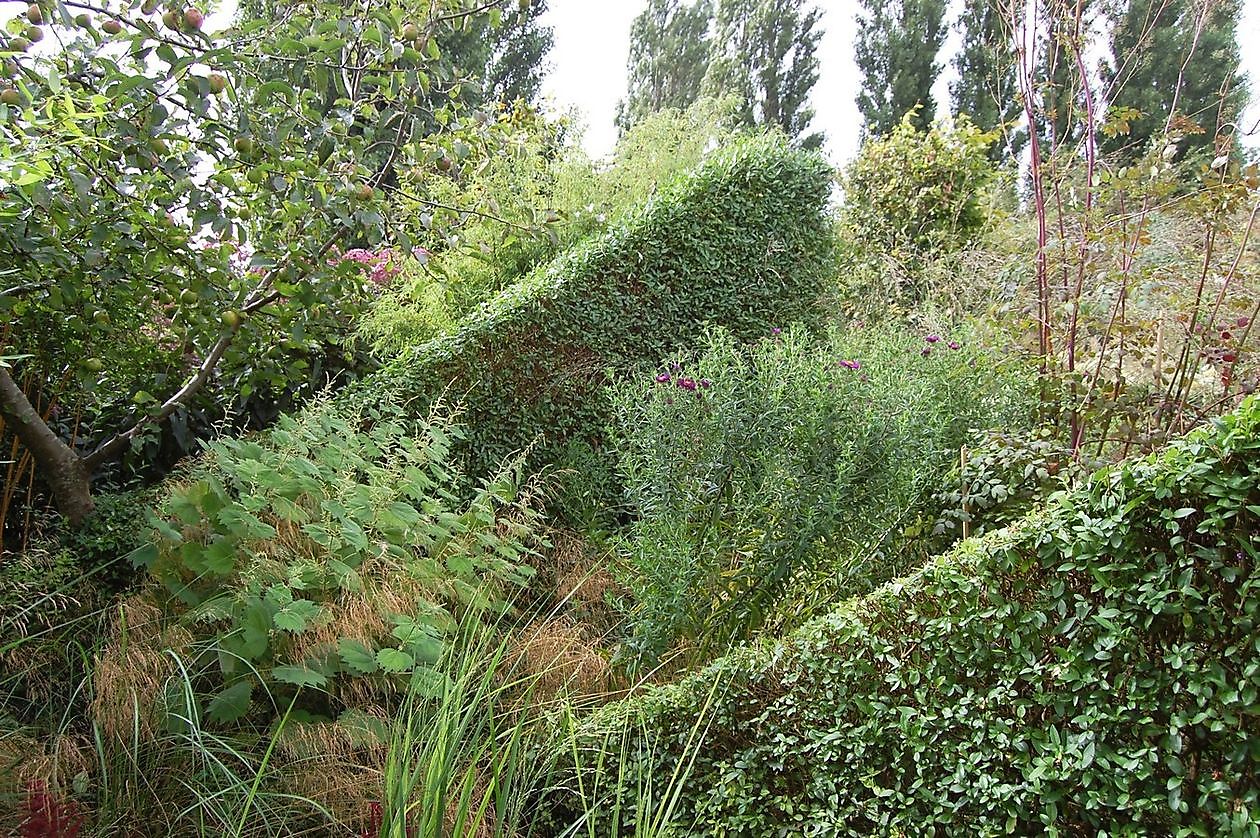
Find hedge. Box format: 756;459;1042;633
375;133;835;483
542;397;1260;836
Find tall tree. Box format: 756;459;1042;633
703;0;825;146
617;0;714;133
1036;0;1093;155
855;0;948;136
951;0;1025;160
1104;0;1247;159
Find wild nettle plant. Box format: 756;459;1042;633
610;325;1034;666
130;396;541;726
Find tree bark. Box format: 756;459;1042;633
0;366;95;527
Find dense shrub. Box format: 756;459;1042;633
930;425;1084;549
374;133;835;487
547;397;1260;835
119;395;542;729
839;114;996;258
610;325;1034;663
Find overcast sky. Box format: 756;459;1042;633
538;0;1260;167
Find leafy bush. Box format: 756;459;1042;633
547;396;1260;835
840;114;996;259
930;426;1084;548
375;133;835;488
124;395;542;727
610;325;1033;663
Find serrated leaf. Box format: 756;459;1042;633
271;664;327;688
338;638;378;675
376;648;415;674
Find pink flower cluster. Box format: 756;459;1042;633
653;369;711;396
336;248;402;287
329;246;426;287
921;335;963;356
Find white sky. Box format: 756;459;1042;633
539;0;1260;167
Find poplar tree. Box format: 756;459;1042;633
617;0;715;134
951;0;1024;160
1104;0;1246;158
703;0;825;145
855;0;948;136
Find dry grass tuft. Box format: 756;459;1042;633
91;591;192;741
506;616;616;703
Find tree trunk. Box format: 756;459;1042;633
0;366;95;527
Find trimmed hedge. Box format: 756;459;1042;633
545;398;1260;835
377;133;835;482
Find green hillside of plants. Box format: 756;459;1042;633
545;396;1260;835
1;0;1257;834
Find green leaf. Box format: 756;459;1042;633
271;664;327;688
206;680;253;724
375;648;414;674
338;638;378;675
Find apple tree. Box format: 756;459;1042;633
0;0;535;526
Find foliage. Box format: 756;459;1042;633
129;395;542;725
701;0;824;146
548;396;1260;835
839;114;997;261
1103;0;1247;160
617;0;715;134
854;0;947;135
0;0;532;524
950;0;1025;161
371;133;835;492
610;325;1034;664
359;98;742;356
930;425;1082;546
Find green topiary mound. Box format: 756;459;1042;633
377;133;835;484
545;397;1260;835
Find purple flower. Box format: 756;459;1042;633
947;340;961;350
771;327;782;336
921;347;932;357
655;372;671;384
677;377;698;391
925;335;941;344
839;359;861;371
699;378;712;389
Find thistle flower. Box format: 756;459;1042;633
925;335;941;344
947;340;961;350
655;372;671;384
